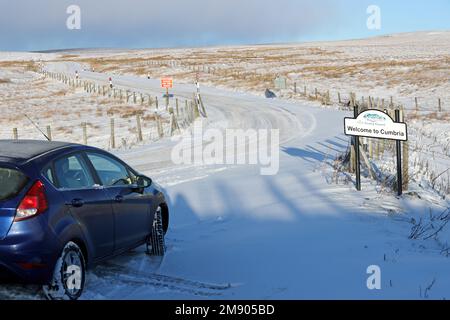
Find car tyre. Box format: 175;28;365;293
42;241;86;300
147;206;166;256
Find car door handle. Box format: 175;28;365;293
114;195;124;203
69;199;84;208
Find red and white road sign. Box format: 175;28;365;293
161;77;173;89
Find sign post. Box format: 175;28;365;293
353;106;361;191
344;109;408;195
161;77;173;109
274;76;287;90
394;110;403;196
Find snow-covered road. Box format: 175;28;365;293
2;62;449;300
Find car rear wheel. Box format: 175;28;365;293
42;241;86;300
147;206;166;256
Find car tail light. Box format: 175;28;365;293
15;180;48;222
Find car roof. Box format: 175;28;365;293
0;140;80;163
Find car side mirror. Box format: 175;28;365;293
136;175;152;188
132;175;151;194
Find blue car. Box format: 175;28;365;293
0;140;169;300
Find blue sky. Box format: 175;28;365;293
0;0;449;51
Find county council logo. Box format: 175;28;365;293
362;112;386;125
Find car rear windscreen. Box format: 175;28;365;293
0;167;28;201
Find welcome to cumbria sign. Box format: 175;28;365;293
345;109;407;142
344;108;408;196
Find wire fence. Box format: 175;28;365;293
1;70;208;150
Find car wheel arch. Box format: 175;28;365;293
56;223;93;266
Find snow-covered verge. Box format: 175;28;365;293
0;32;449;300
0;61;181;150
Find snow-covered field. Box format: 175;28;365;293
0;31;449;300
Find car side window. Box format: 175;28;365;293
43;166;55;185
86;153;135;187
54;154;96;190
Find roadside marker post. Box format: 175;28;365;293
195;72;201;105
344;108;408;196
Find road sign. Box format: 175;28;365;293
345;108;408;196
344;109;407;141
274;76;287;90
161;77;173;89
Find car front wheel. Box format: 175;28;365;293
147;206;166;256
42;241;86;300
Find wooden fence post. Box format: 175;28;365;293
82;122;88;145
199;94;207;117
338;92;341;104
110;118;115;149
402;140;409;191
400;109;409;190
155;113;163;138
438;98;442;112
375;139;380;159
350;144;355;173
136;115;143;142
193;95;200;119
13;128;18;140
46;125;52;141
169;109;179;136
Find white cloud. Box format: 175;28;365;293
0;0;341;50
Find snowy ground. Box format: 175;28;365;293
0;32;449;300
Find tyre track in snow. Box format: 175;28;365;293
89;262;233;298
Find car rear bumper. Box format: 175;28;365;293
0;216;62;285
